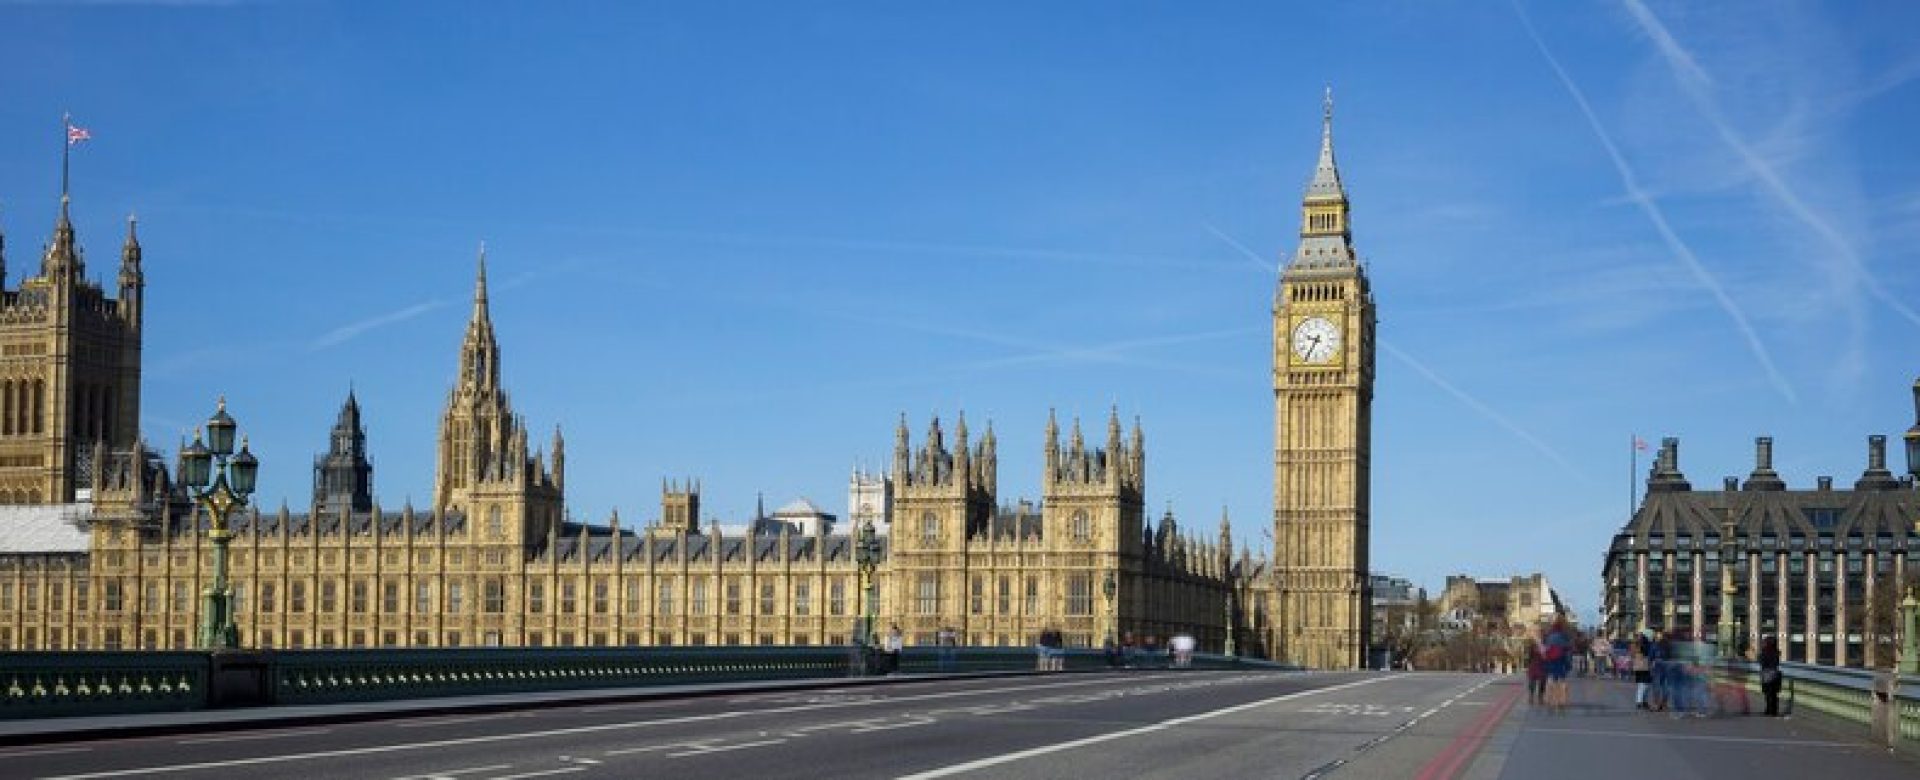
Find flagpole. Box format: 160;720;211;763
61;112;70;202
1629;434;1639;518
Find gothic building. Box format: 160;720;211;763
0;234;1264;653
0;195;142;504
1272;90;1376;670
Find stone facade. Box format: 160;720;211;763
0;234;1268;653
1271;91;1376;670
1600;418;1920;668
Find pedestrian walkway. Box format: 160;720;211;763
1465;673;1918;780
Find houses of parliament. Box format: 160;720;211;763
0;97;1374;669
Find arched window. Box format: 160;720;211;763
1071;510;1091;542
486;506;504;538
919;511;939;545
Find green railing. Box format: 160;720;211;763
0;650;208;719
0;646;1297;720
1719;661;1920;751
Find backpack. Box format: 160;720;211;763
1543;636;1566;662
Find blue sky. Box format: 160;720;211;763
2;1;1917;619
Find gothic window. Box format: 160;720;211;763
1065;574;1093;616
691;580;707;615
528;582;546;614
486;506;504;538
970;576;984;615
916;574;939;615
383;581;400;613
592;578;609;614
759;582;776;615
1071;510;1091;542
920;512;939;545
414;582;433;613
484;579;506;614
289;582;307;613
447;582;465;613
656;580;674;616
795;581;811;616
561;581;578;614
351;580;369;613
828;578;846;616
321;582;338;612
997;576;1011;614
626;580;642;614
103;580;122;612
1025;576;1039;615
725;578;742;615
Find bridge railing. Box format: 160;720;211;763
0;646;1295;720
1718;661;1920;752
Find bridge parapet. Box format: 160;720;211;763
0;650;207;719
1720;661;1920;754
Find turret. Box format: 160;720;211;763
118;213;143;328
551;424;565;492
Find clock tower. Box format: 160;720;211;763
1272;90;1375;670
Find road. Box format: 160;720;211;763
0;670;1519;780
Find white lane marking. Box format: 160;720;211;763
41;672;1210;779
849;716;937;733
0;746;91;758
665;738;787;757
602;741;709;756
1522;727;1857;747
897;676;1388;779
398;713;527;728
175;728;333;745
488;769;582;780
389;765;511;780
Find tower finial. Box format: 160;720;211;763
1323;84;1333;127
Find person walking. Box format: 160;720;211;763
1524;633;1547;705
936;625;957;672
882;624;904;675
1542;616;1574;712
1758;635;1783;717
1631;632;1653;709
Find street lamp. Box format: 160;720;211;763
181;398;258;650
854;518;880;650
1102;570;1117;647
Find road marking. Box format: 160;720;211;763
488;769;582;780
666;738;787;757
35;672;1219;779
896;676;1387;779
175;728;333;745
602;741;709;756
389;765;511;780
0;746;91;758
397;713;526;728
1413;684;1522;780
1522;727;1857;747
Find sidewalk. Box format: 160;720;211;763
1465;673;1919;780
0;668;1045;747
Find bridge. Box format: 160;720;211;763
1;648;1916;779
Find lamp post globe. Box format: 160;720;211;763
206;397;237;456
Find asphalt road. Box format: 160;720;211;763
2;671;1514;780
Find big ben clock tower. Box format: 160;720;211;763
1273;89;1375;670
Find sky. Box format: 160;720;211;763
1;1;1917;621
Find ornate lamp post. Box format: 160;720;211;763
1102;570;1117;647
181;398;259;650
1224;584;1237;657
1901;383;1919;673
1717;507;1738;658
854;517;880;649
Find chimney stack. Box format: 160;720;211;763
1856;434;1899;491
1816;476;1833;491
1744;436;1786;491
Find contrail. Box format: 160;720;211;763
1620;0;1920;331
311;300;446;350
1203;222;1276;274
1513;0;1796;403
1381;339;1588;481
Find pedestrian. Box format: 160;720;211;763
1758;635;1783;717
883;624;904;674
1631;632;1653;710
1524;633;1546;705
1542;616;1573;712
936;625;957;672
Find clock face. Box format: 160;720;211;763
1291;317;1341;364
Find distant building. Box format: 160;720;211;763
1600;398;1920;667
1437;573;1563;633
847;468;889;534
1367;572;1424;669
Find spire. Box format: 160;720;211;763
473;241;491;321
1106;405;1122;452
1306;85;1346;202
457;242;501;391
1290;87;1356;271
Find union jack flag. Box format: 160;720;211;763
66;121;90;146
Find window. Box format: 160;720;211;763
529;582;545;614
970;576;984;615
321;581;338;612
997;576;1011;615
692;580;708;615
415;582;433;613
232;584;246;615
351;580;369;614
794;581;811;616
625;580;642;614
1072;510;1090;542
50;583;64;612
172;581;188;613
1066;574;1092;616
143;581;159;613
290;582;307;613
383;581;400;613
444;631;461;647
104;580;123;612
24;582;37;611
447;582;465;613
561;581;578;614
486;506;504;538
920;511;939;545
829;578;846;617
592;578;609;614
759;582;776;615
916;574;939;615
726;578;743;615
1025;577;1039;614
0;582;11;611
484;579;506;613
259;583;276;614
657;580;674;616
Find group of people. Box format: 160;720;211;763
1522;615;1579;711
1100;632;1198;668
